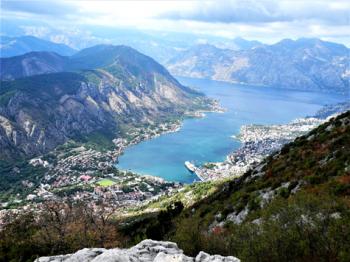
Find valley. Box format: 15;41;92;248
2;106;348;261
0;42;348;231
1;7;349;260
0;109;215;214
1;74;347;223
0;45;217;219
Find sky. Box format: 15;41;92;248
1;0;350;46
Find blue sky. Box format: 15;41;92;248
1;0;349;46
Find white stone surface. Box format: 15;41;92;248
35;239;240;262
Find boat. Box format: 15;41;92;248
184;161;196;172
184;161;206;181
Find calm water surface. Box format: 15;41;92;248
117;77;345;183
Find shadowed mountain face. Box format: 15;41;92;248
0;45;207;160
0;35;76;58
167;38;350;94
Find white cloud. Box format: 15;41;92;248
1;0;350;46
159;0;350;25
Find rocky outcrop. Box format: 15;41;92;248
35;239;240;262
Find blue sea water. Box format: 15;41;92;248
116;77;346;183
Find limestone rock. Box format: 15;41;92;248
35;239;240;262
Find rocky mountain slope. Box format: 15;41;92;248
1;110;348;262
124;111;350;261
35;239;240;262
0;35;76;58
0;45;208;161
167;38;350;94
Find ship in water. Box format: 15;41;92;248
184;161;205;181
184;161;196;172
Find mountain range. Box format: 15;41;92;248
0;31;263;64
1;36;349;161
5;35;347;95
0;45;208;161
0;35;76;57
167;38;350;94
1;44;185;80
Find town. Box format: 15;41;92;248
1;102;348;225
0;120;183;223
194;117;327;181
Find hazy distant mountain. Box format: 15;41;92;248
166;44;236;79
167;38;350;94
99;33;262;64
0;35;76;57
0;20;262;64
0;52;68;80
218;37;262;50
0;45;207;160
1;44;183;80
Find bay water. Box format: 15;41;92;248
117;77;345;183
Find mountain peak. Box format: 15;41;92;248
233;37;262;49
70;44;168;73
274;37;348;51
0;44;174;81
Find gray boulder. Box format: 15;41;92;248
35;239;240;262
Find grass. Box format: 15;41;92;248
96;179;116;187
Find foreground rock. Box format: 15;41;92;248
35;239;240;262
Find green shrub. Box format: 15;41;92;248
277;187;290;198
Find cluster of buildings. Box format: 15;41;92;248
2;104;342;225
0;121;183;218
124;121;182;145
197;117;325;181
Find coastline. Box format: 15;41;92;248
114;101;226;183
4;99;348;216
195;102;350;181
2;97;348;229
0;105;219;215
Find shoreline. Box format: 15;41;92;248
113;102;225;180
195;102;350;181
0;105;219;214
2;100;348;223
